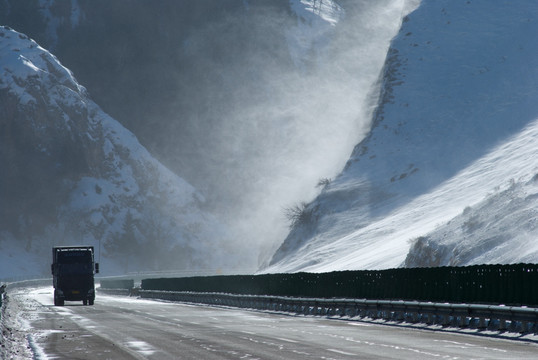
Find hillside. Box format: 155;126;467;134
0;26;238;278
265;1;538;273
0;0;418;268
3;0;536;277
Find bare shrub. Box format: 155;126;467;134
316;177;331;188
283;202;316;229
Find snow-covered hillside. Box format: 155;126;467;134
0;26;239;279
3;0;536;279
1;0;421;279
265;1;538;273
2;0;422;270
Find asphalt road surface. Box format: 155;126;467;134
3;286;538;359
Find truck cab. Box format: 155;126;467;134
51;246;99;306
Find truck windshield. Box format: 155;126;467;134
56;250;93;274
57;250;92;264
58;263;93;275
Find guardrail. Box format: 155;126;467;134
100;279;135;290
138;290;538;333
97;287;133;296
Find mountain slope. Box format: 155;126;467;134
0;26;237;278
1;0;419;267
265;0;538;273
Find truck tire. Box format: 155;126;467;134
54;291;64;306
89;299;94;305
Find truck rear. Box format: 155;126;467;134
51;246;99;306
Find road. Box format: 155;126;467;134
3;286;538;359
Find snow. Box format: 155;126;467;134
286;0;344;69
125;341;157;356
265;0;538;273
239;0;420;267
293;0;342;26
0;25;86;111
19;55;41;73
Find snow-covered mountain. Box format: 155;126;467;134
265;1;538;273
1;0;420;270
3;0;536;279
0;26;240;279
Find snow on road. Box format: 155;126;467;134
3;286;538;359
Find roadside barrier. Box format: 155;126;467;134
138;290;538;333
97;287;131;296
100;279;134;290
141;264;538;306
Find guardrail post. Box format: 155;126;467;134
425;313;433;325
302;301;309;315
340;302;348;317
310;301;317;315
478;316;488;329
327;302;336;316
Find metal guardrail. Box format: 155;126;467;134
97;287;132;296
99;279;134;290
138;290;538;333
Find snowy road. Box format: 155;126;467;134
3;286;538;359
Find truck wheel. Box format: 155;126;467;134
89;299;94;306
83;300;88;305
54;291;64;306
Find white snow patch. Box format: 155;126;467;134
125;341;157;356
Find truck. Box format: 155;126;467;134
51;246;99;306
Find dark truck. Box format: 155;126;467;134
51;246;99;306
